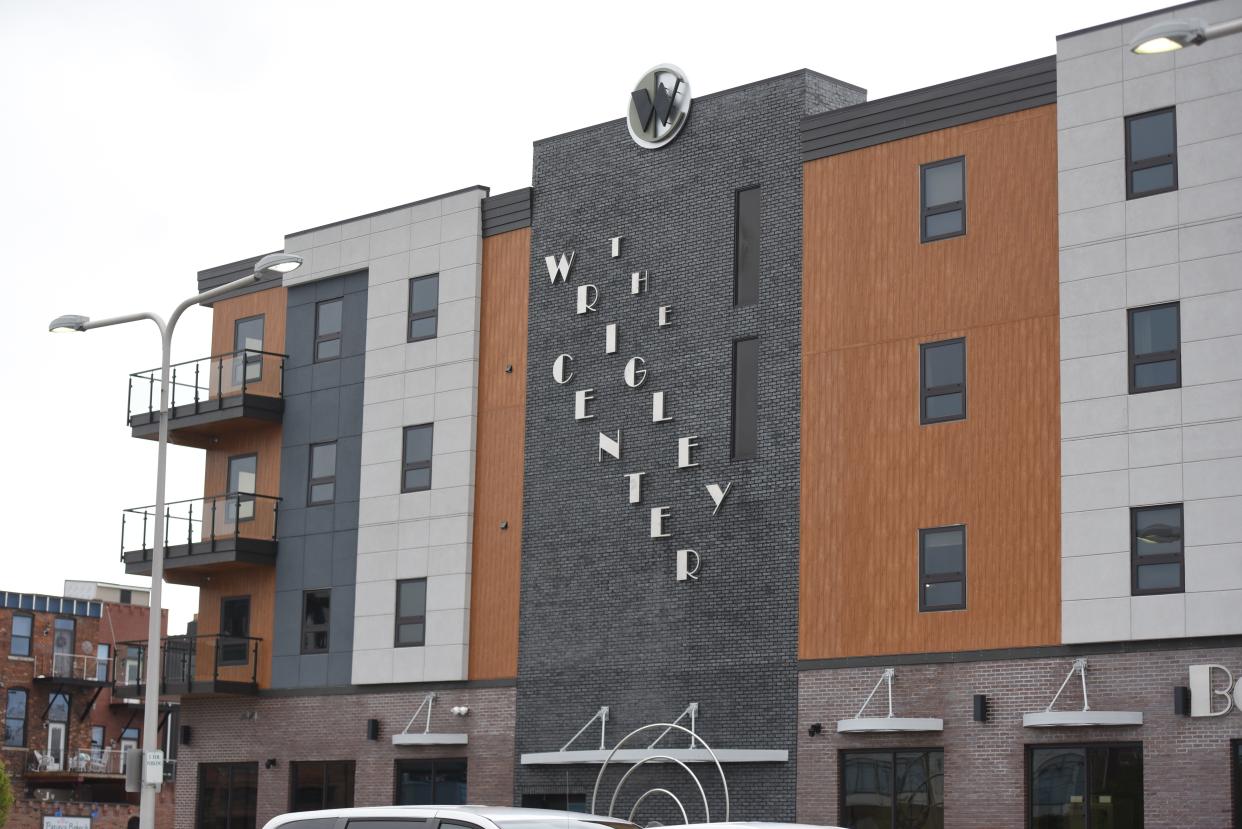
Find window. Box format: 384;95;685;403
48;692;70;722
394;758;466;805
408;274;439;342
731;338;759;459
301;590;331;654
841;749;944;828
4;689;26;747
1028;744;1142;828
52;617;75;676
921;157;965;242
315;298;343;362
1132;504;1183;595
1128;303;1180;394
233;314;265;386
308;442;337;505
920;526;966;611
197;763;259;829
734;186;760;306
95;642;111;682
226;453;258;523
521;794;587;813
10;612;31;657
90;725;106;761
290;761;354;811
120;589;133;604
219;596;251;665
395;579;427;647
402;424;434;492
921;338;966;424
1126;107;1177;199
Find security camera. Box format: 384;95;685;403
450;706;469;716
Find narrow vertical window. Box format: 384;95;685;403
734;186;760;306
731;338;759;459
226;453;258;522
301;589;331;654
4;689;26;747
314;298;343;363
402;424;434;492
90;725;106;761
921;338;966;424
219;596;251;665
1128;302;1180;394
919;525;966;611
233;314;265;386
10;613;31;657
394;579;427;647
1132;504;1184;595
1126;107;1177;199
408;274;439;342
308;442;337;505
921;157;965;242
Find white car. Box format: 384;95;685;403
262;806;641;829
663;823;844;829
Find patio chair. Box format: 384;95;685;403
30;750;50;771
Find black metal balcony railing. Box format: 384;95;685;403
126;349;287;426
120;493;280;561
116;634;261;695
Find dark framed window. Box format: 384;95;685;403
1028;744;1142;828
1128;303;1180;394
921;338;966;424
1232;740;1242;829
301;590;331;654
920;525;966;611
402;424;434;493
394;579;427;647
48;692;70;722
841;748;944;828
4;689;26;747
921;156;965;242
734;186;760;306
197;762;259;829
408;274;439;342
731;338;759;459
394;758;467;805
226;453;258;523
308;442;337;505
315;298;343;363
1131;503;1184;595
290;761;354;812
1126;107;1177;199
10;612;31;656
233;314;265;386
219;596;251;665
521;794;587;813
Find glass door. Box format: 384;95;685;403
1029;745;1142;828
46;722;66;770
94;643;111;682
52;618;75;677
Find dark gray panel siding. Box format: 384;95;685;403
272;270;368;689
516;72;863;820
483;188;533;237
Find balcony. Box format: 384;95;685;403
115;634;261;697
127;350;286;447
121;493;280;583
8;747;175;785
33;652;112;687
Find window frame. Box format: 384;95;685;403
90;725;106;760
731;337;759;460
197;761;259;829
314;298;343;364
233;314;266;385
300;589;331;655
392;757;467;806
307;441;338;506
1025;742;1143;829
920;156;966;243
1131;503;1184;596
289;760;355;812
10;611;32;657
4;688;27;747
733;185;761;307
401;424;434;493
218;595;251;666
920;337;967;425
1125;107;1178;200
919;525;967;612
407;274;439;343
839;747;945;828
1128;302;1181;395
394;578;427;648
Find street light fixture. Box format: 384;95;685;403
1130;17;1242;53
48;251;300;829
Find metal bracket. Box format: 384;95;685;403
1046;658;1091;713
856;668;897;719
648;702;699;749
400;692;437;736
561;706;610;752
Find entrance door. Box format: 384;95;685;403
219;596;251;666
46;722;66;771
1029;744;1142;828
52;618;75;677
94;643;111;683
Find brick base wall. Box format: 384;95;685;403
797;643;1242;828
172;686;514;829
2;785;175;829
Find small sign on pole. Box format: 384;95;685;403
143;750;165;790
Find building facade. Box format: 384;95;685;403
100;1;1242;828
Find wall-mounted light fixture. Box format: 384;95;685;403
973;694;989;722
451;706;470;717
366;719;380;740
1173;686;1191;716
807;722;823;737
264;759;278;769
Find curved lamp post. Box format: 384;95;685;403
1130;17;1242;53
49;251;301;829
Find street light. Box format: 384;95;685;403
49;251;300;829
1130;17;1242;53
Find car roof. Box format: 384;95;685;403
263;806;637;829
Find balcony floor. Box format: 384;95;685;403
123;537;277;585
129;392;282;447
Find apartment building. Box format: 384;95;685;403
0;584;175;829
99;1;1240;827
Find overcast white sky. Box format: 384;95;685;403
0;0;1161;631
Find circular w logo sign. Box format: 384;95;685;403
627;64;692;149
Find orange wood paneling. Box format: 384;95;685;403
201;424;282;542
194;566;275;688
208;286;288;399
799;105;1061;660
468;227;530;680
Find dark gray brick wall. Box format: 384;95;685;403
272;271;368;688
516;71;864;822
